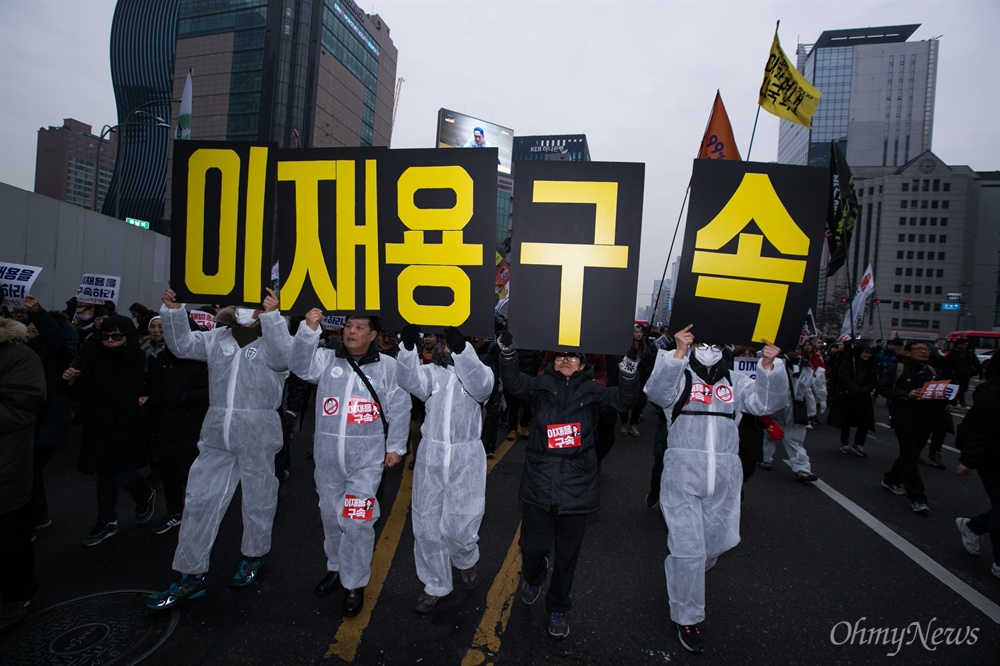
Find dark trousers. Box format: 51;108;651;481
30;446;56;523
620;394;648;426
96;470;152;522
153;457;196;515
884;429;929;503
596;411;617;463
504;392;531;431
0;502;37;603
957;375;972;406
968;469;1000;566
481;412;499;454
839;423;868;447
520;504;587;614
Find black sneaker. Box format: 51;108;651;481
414;592;440;614
795;471;818;483
136;489;156;524
231;556;264;588
34;516;52;531
677;623;705;654
0;599;32;631
460;564;478;590
851;445;867;458
881;480;905;496
521;556;548;605
645;490;658;509
548;612;569;639
911;501;930;514
82;520;119;547
146;574;207;610
151;514;182;536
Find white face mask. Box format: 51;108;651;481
235;308;257;326
693;346;723;367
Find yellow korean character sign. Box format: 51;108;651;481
670;159;828;351
508;161;645;355
169;142;497;336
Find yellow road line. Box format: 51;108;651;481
326;430;519;662
325;464;414;661
461;524;522;666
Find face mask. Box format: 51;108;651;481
76;312;93;322
693;346;723;367
235;308;257;327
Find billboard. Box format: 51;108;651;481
436;108;514;174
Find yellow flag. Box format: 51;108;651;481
759;24;822;128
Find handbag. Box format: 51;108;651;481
792;399;809;425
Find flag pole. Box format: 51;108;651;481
651;184;690;326
746;106;762;162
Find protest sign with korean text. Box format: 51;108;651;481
0;262;42;309
670;159;827;352
507;161;645;355
76;273;121;307
169;141;278;308
170;142;498;336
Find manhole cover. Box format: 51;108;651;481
0;590;177;665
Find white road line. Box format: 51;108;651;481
810;470;1000;624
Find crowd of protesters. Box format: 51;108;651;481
1;290;997;656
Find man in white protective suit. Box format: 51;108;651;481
761;346;820;483
395;325;495;614
644;324;788;654
147;287;291;610
291;309;410;618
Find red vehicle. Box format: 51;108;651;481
942;330;1000;364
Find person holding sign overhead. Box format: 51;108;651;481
498;331;639;641
289;310;410;618
146;287;291;610
876;340;950;514
644;325;787;654
395;325;494;614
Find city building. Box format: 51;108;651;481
34;119;118;212
777;25;938;170
105;0;398;232
815;151;998;341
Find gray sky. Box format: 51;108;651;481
2;0;998;308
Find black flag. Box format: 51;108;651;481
827;141;857;276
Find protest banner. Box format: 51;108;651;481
670;159;828;352
188;310;217;330
919;381;958;401
170;142;497;336
76;273;121;307
507;161;645;355
322;315;348;330
733;356;760;381
0;262;42;309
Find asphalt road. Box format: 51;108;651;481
2;389;998;665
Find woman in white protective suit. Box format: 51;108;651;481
644;324;787;655
761;346;820;483
395;325;495;614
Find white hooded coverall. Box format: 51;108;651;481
288;322;410;590
763;359;816;474
396;344;494;597
644;351;788;626
160;306;291;575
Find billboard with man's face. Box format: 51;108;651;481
436;108;514;174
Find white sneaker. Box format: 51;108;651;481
955;517;983;556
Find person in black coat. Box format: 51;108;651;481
955;353;1000;578
498;331;638;640
23;296;77;529
829;344;878;457
63;315;156;547
948;340;983;409
876;340;949;513
145;340;209;535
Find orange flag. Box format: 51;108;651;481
697;91;742;160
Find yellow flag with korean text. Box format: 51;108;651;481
758;23;822;128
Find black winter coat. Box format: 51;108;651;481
68;347;150;475
501;354;638;515
145;348;209;461
877;360;948;433
828;357;878;430
956;382;1000;475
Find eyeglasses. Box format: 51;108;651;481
101;333;125;341
693;342;724;351
554;354;581;362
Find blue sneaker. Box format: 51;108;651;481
548;612;569;639
230;557;264;588
146;574;206;610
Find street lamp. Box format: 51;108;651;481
91;124;116;212
104;98;177;220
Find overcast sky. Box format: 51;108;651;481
2;0;998;307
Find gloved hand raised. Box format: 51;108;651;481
619;344;639;376
444;326;466;354
497;330;515;355
400;324;420;351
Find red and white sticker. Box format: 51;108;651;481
322;397;339;416
347;399;381;424
546;423;581;449
341;494;375;521
715;385;734;403
688;382;713;404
